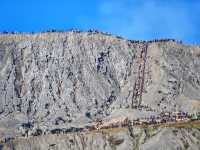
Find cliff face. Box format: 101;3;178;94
0;32;200;149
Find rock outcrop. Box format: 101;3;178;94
0;31;200;149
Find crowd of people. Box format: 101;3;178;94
86;111;200;131
0;29;183;45
1;111;199;144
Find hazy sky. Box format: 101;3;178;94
0;0;199;44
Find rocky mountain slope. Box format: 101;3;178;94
3;126;200;150
0;31;200;149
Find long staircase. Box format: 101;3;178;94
131;43;148;108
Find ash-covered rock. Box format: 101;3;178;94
0;31;200;149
